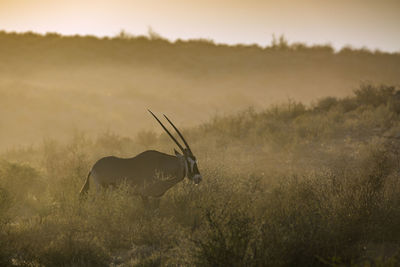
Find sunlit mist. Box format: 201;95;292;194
1;0;399;51
1;0;400;265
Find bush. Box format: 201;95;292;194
1;84;400;265
354;84;397;107
194;203;256;266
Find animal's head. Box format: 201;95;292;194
148;110;202;185
177;148;202;184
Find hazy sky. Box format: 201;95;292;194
1;0;399;52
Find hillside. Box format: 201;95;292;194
1;31;400;149
1;85;400;266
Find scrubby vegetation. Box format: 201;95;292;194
1;84;400;266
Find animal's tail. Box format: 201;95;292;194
79;171;91;200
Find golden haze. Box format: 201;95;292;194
0;0;399;51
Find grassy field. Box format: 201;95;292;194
1;84;400;266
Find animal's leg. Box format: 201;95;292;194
141;195;149;207
153;198;160;209
90;172;101;194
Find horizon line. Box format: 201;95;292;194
1;28;399;55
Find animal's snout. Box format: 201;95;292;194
193;174;202;185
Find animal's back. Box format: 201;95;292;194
91;150;180;187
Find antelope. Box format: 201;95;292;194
79;110;202;200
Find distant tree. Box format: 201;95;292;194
271;34;289;50
147;26;165;41
116;29;134;40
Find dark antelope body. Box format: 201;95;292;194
79;110;201;198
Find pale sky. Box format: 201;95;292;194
0;0;399;52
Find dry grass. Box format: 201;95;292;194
1;85;400;266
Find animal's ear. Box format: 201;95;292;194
174;149;182;156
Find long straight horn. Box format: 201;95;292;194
163;114;192;152
148;109;185;153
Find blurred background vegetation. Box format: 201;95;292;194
1;81;400;265
0;31;399;150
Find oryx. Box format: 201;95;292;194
79;110;201;199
